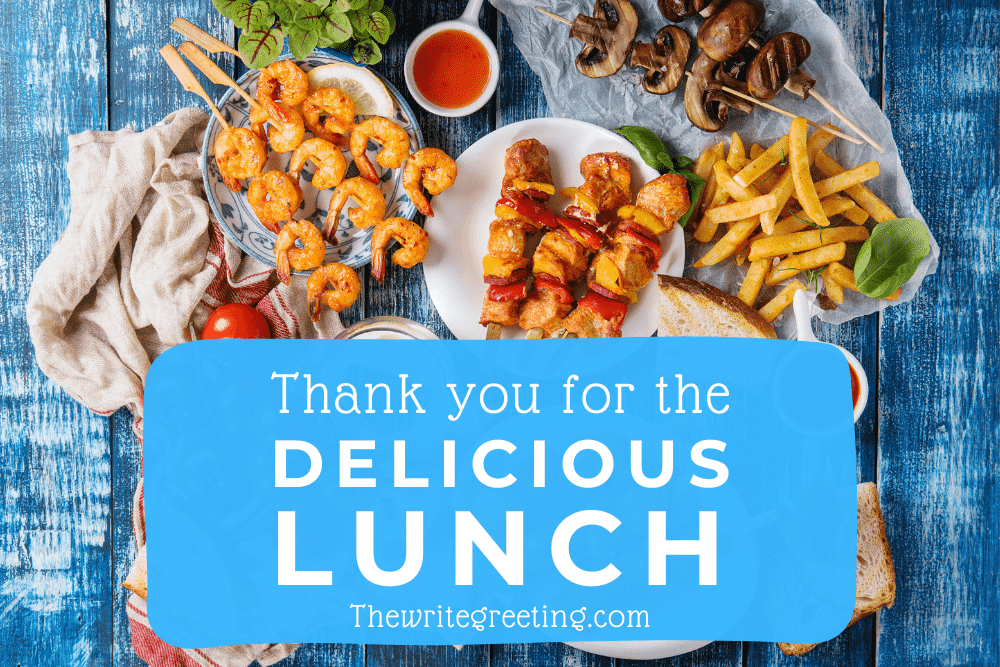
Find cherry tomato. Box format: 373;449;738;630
201;303;271;340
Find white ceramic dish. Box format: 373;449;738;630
564;639;713;660
403;0;500;117
423;117;687;340
201;52;423;272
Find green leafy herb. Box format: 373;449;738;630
287;25;319;59
238;24;284;68
799;265;827;291
612;125;704;228
854;217;930;298
793;213;821;229
353;38;382;65
219;0;398;68
778;149;788;166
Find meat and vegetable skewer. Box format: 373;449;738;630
518;152;631;337
562;173;690;337
480;139;558;339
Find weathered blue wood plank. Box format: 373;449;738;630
105;2;233;665
368;643;490;667
748;1;883;663
0;2;113;666
360;0;497;340
876;1;999;665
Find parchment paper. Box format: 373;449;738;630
490;0;939;336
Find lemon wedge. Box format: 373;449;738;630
307;62;395;117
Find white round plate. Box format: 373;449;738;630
202;52;423;272
423;118;686;340
565;640;713;660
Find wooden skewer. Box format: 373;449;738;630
535;7;573;25
171;18;242;60
743;36;882;153
808;89;885;153
178;41;265;114
692;74;863;145
486;323;503;340
160;45;229;129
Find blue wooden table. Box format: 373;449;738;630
1;0;996;665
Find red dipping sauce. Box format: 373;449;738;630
412;30;490;108
849;364;860;409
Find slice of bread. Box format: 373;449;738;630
778;482;896;656
657;275;777;339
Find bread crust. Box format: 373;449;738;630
657;275;778;339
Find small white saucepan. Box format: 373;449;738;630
792;290;869;423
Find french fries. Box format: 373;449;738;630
738;259;770;306
813;161;880;199
789;117;830;227
766;242;847;286
749;226;869;262
759;281;805;323
735;135;789;188
704;193;778;225
689;122;899;323
815;151;896;223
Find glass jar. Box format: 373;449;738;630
335;316;439;341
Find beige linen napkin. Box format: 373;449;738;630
25;107;357;666
27;107;342;439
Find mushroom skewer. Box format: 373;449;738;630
686;72;863;145
534;7;857;142
536;1;639;78
744;33;885;152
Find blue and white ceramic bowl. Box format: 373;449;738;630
201;52;424;272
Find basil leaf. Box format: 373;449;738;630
613;125;669;172
287;25;319;59
675;155;694;169
213;0;251;21
656;151;675;173
353;38;381;65
673;168;705;229
854;217;930;298
323;8;352;42
294;1;325;30
238;24;284;68
364;11;391;45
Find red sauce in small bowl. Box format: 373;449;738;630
849;364;860;409
413;30;490;109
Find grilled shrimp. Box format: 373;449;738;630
402;148;457;217
215;127;267;192
288;138;347;191
307;262;361;322
273;220;326;285
324;177;387;242
301;87;355;145
370;217;429;284
248;103;304;153
257;60;309;123
350;117;410;183
248;170;303;233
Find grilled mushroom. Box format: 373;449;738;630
747;32;814;100
630;26;692;94
657;0;711;22
569;0;640;78
697;0;765;63
684;52;755;132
